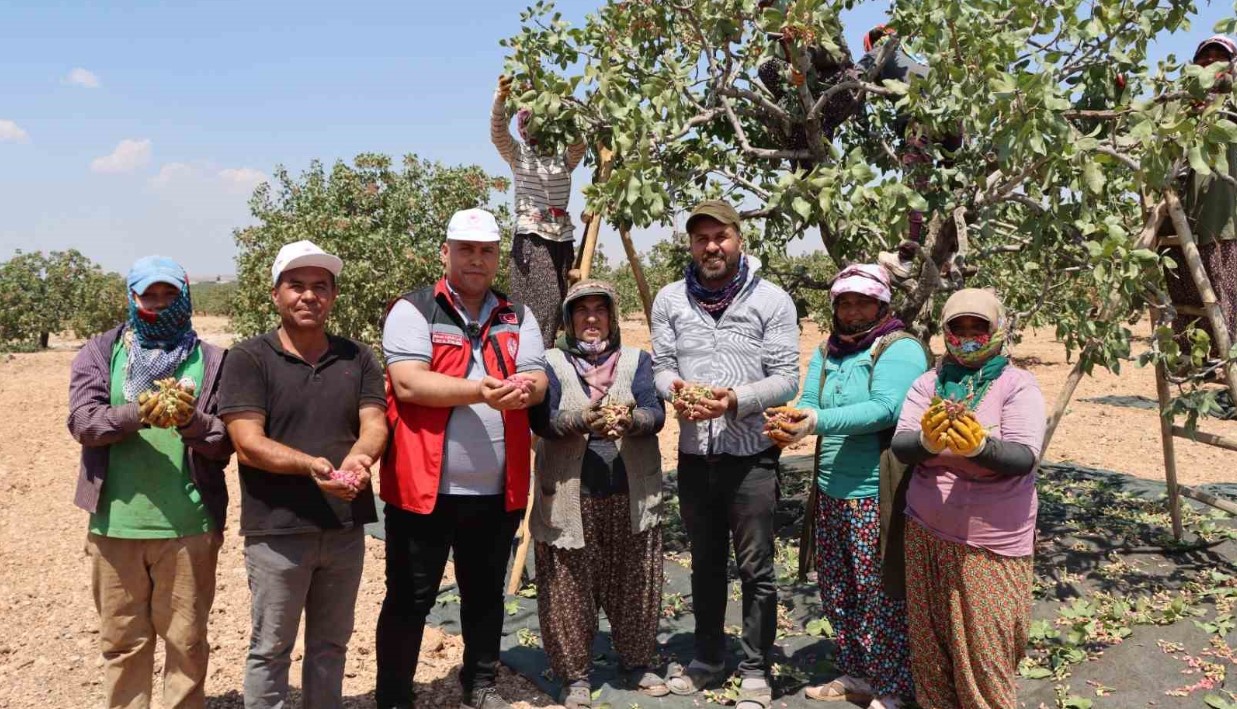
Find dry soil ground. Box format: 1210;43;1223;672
0;315;1232;708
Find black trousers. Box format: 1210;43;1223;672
677;449;780;677
374;495;521;707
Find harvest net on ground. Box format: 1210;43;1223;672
364;459;1237;707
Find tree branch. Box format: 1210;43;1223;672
709;168;771;200
807;80;898;123
1094;145;1141;172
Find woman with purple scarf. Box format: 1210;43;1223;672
528;279;668;708
763;264;928;709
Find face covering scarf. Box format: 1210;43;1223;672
936;329;1008;410
123;287;198;403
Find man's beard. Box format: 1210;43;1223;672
698;254;734;282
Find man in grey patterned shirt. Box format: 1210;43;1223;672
650;200;800;707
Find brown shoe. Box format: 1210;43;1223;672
804;676;875;703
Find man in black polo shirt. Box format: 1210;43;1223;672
219;240;387;709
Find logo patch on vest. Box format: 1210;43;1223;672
432;331;465;347
507;339;518;358
499;311;518;325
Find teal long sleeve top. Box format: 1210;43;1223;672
799;337;929;499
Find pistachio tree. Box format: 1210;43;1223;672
231;154;509;350
502;0;1237;433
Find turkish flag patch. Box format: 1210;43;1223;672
499;311;518;325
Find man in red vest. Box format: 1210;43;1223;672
375;208;548;709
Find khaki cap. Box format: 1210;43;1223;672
686;200;741;233
941;288;1004;333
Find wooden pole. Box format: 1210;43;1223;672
571;145;614;285
1154;358;1185;540
618;226;654;324
1041;361;1089;457
1163;188;1237;406
507;478;536;595
1171;425;1237;452
1041;199;1168;456
1180;485;1237;516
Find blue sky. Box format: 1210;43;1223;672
0;1;1230;278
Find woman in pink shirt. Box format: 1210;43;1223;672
890;289;1045;709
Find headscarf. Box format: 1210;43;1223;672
685;254;750;319
516;108;536;145
1195;35;1237;64
826;264;905;357
936;288;1009;410
122;257;198;402
864;24;895;53
559;280;622;405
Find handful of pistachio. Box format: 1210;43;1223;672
138;377;196;428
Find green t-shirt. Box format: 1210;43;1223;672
1183;142;1237;245
89;340;214;538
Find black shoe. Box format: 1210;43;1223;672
461;686;512;709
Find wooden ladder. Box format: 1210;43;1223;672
1150;189;1237;539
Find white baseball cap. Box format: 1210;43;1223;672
446;208;502;242
271;240;344;285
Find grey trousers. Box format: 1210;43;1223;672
243;527;366;709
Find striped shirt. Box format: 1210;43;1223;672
650;257;801;456
491;91;587;242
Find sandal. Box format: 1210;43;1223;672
665;661;727;696
624;667;670;697
559;681;591;709
804;675;875;703
735;678;773;709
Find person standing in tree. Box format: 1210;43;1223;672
68;256;232;709
1161;35;1237;355
754;0;861;170
861;26;964;285
492;74;588;348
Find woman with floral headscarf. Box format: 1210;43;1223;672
890;288;1045;709
492;75;588;348
764;264;929;709
528;279;669;708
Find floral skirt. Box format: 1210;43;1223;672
814;493;914;698
904;519;1033;709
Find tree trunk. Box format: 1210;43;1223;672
39;332;49;350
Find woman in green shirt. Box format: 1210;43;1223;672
765;264;928;709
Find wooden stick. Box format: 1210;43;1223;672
1171;425;1237;452
573;145;614;284
1163;187;1237;406
1041;199;1167;456
507;447;538;596
1154;360;1185;540
619;226;654;324
1180;484;1237;516
1041;360;1089;458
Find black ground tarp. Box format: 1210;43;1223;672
366;460;1237;707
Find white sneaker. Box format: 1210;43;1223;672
868;695;906;709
